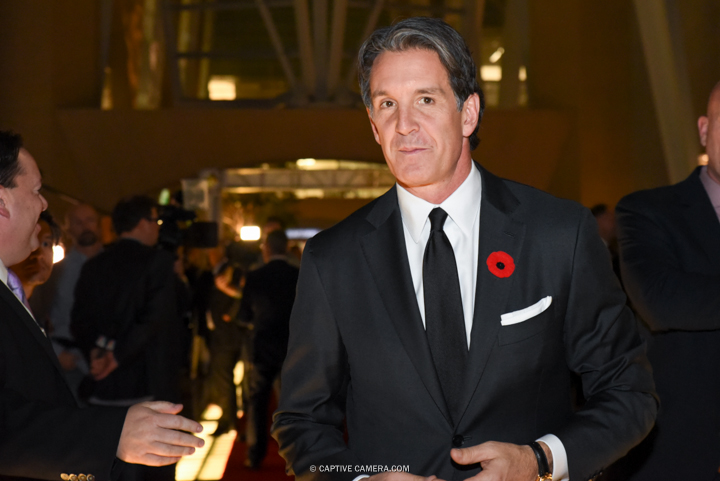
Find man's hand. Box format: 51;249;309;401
368;473;443;481
451;441;550;481
117;401;204;466
57;350;78;371
90;348;118;380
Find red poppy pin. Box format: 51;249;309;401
486;251;515;278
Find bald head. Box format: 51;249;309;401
698;81;720;184
66;203;100;248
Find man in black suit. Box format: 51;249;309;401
72;195;184;480
615;81;720;480
272;18;657;481
239;229;299;468
0;131;203;481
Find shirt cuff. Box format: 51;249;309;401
537;434;569;481
352;476;370;481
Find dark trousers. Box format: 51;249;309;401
245;360;282;465
202;323;248;425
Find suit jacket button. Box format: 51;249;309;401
79;475;87;481
60;475;69;481
452;435;464;447
69;475;77;481
87;476;95;481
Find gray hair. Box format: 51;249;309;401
357;17;484;150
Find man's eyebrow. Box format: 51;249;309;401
371;86;445;99
416;87;444;95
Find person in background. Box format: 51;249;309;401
201;253;246;437
614;81;720;480
71;195;184;481
31;203;105;399
9;211;61;315
239;229;299;469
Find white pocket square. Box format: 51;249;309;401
500;296;553;326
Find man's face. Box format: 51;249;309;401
0;149;48;264
366;49;478;197
698;87;720;184
11;220;54;287
67;204;100;247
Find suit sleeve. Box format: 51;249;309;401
271;243;361;481
616;196;720;331
556;210;658;480
0;369;127;480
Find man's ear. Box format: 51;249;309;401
698;116;709;147
0;188;9;219
462;93;480;138
367;107;381;145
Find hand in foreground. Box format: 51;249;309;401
90;348;118;380
117;401;204;466
368;473;444;481
451;441;548;481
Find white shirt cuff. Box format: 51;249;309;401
352;476;370;481
537;434;569;481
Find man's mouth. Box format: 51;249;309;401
398;147;427;154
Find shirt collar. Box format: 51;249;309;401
0;257;8;286
396;163;482;243
700;165;720;208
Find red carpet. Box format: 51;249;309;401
221;392;289;481
222;435;289;480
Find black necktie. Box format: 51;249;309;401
423;208;467;423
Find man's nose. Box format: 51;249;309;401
40;194;48;211
395;105;419;135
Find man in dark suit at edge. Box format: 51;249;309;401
615;81;720;480
0;130;204;481
272;18;657;481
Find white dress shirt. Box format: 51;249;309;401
397;163;481;345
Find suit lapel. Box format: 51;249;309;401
360;188;453;425
676;168;720;271
458;166;526;422
0;281;68;379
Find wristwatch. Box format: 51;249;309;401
529;441;553;481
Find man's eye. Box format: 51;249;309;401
421;97;433;104
380;100;394;108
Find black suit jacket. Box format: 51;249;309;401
273;165;657;481
238;258;299;367
71;239;180;402
0;279;126;481
615;167;720;479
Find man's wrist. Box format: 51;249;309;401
538;441;553;473
528;441;552;479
